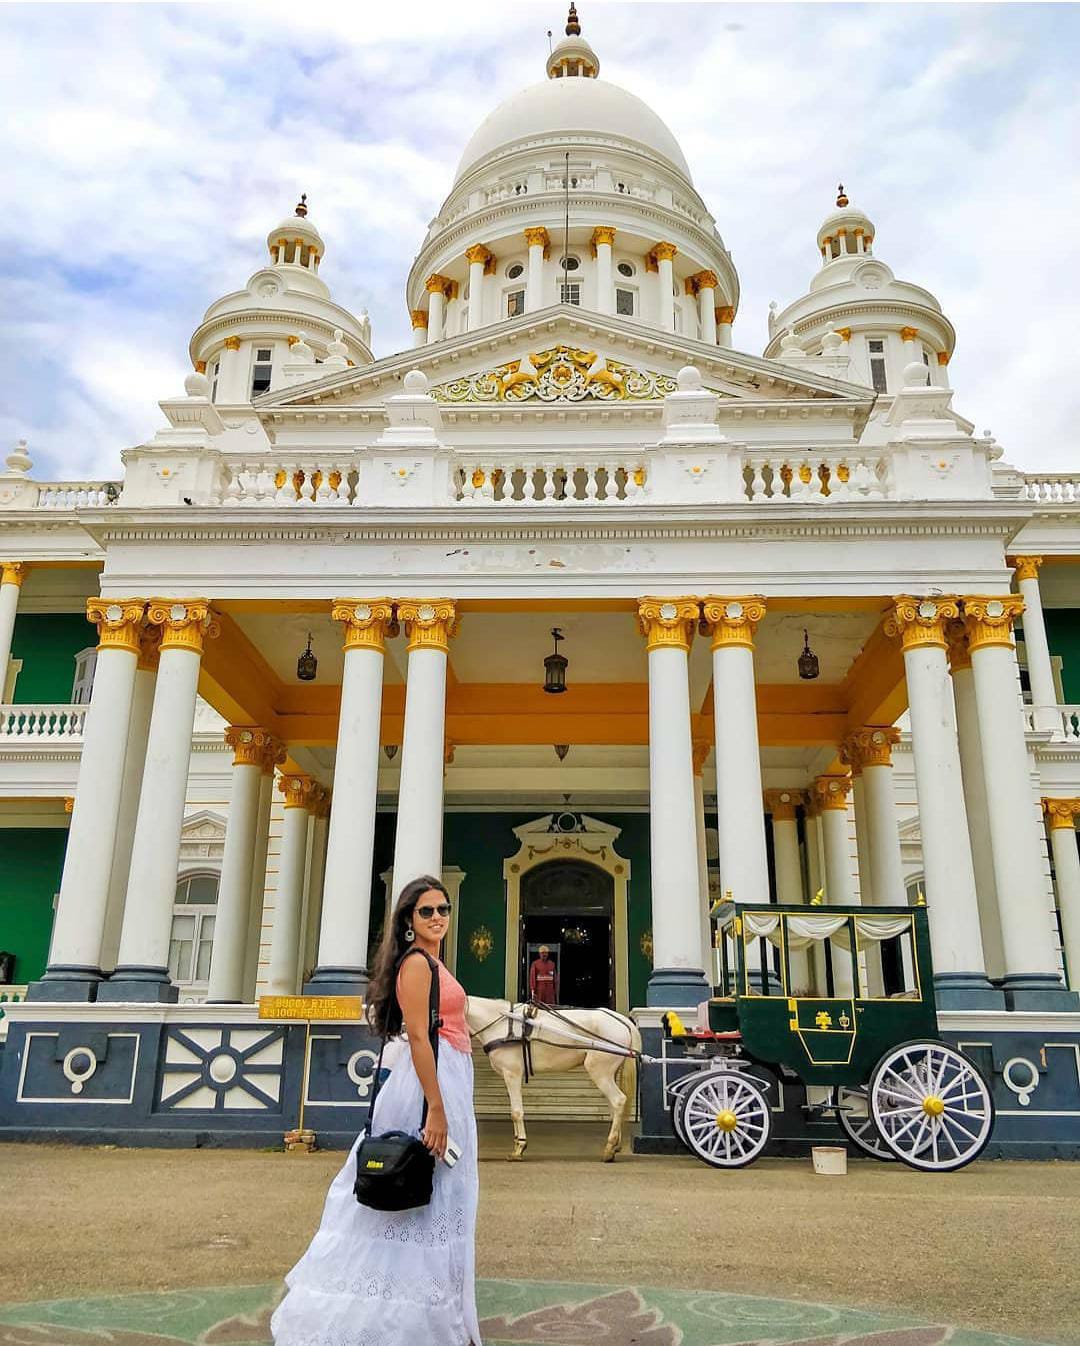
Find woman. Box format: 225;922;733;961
272;876;481;1346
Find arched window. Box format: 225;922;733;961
169;872;219;985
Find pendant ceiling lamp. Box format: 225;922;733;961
543;627;568;694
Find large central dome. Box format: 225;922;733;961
454;76;693;187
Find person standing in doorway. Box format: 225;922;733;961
272;876;481;1345
529;944;559;1005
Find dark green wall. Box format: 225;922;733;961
1045;609;1080;703
0;829;67;982
10;613;96;703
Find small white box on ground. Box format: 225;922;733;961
811;1146;847;1175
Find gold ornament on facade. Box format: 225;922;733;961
700;597;767;650
764;789;803;822
278;773;319;810
397;599;459;653
1;561;28;588
429;346;678;405
637;597;699;653
937;351;950;366
899;327;919;342
885;596;960;652
424;273;454;297
524;226;551;257
943;618;971;671
812;775;853;811
223;336;241;352
137;622;163;673
716;306;735;325
86;598;146;655
147;599;220;655
469;925;494;962
962;595;1024;652
1008;555;1043;583
464;243;495;273
640;928;654;961
840;727;900;773
685;269;719;296
836;326;852;341
261;736;287;775
63;796;75;815
1043;798;1080;831
410;309;429;330
651;241;678;263
194;360;207;374
331;600;397;653
589;225;616;255
225;726;274;769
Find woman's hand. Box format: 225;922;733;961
422;1102;449;1158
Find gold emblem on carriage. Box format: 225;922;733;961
789;999;858;1066
838;1011;851;1029
814;1010;834;1030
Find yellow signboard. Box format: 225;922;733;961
258;995;364;1021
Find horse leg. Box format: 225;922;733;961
585;1051;628;1163
499;1058;528;1161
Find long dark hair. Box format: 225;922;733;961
366;874;450;1037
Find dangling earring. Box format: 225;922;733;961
404;927;415;943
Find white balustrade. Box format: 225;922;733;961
1023;704;1080;741
0;704;88;738
36;483;117;508
741;452;886;503
453;455;646;504
1021;475;1080;503
0;987;29;1041
221;457;358;506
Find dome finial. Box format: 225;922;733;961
836;183;848;208
566;2;581;36
295;193;308;218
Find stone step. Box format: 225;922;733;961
472;1044;638;1121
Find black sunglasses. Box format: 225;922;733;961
415;902;452;920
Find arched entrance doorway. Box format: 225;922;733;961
519;860;614;1008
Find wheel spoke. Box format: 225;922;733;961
943;1111;984;1143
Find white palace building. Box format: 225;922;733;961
2;9;1080;1153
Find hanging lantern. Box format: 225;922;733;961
797;628;819;681
296;633;318;682
543;627;568;694
553;743;570;761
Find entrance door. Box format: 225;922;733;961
519;860;614;1007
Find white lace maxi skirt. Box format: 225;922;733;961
271;1040;481;1346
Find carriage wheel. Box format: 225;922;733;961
679;1070;772;1169
834;1086;896;1162
869;1040;994;1173
672;1086;693;1150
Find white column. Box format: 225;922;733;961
425;276;449;343
716;305;734;349
946;635;1004;979
1011;557;1059;732
591;227;615;315
101;600;216;1002
851;774;874;907
862;750;906;907
216;336;246;402
243;762;277;999
266;774;317;995
900;326;919;369
391;601;456;898
638;599;707;1004
0;562;26;696
1045;801;1080;990
410;311;428;348
301;801;330;985
693;758;712;977
693;274;718;344
464;245;492;331
32;600;145;999
653;242;677;333
765;791;805;903
100;642;159;971
886;598;996;1005
206;728;274;1002
964;597;1072;1006
702;598;770;905
525;228;549;312
313;600;394;990
813;776;857;904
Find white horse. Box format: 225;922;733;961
466;996;641;1162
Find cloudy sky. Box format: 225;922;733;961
2;1;1078;480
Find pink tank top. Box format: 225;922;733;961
396;958;471;1055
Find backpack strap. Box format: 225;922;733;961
368;948;441;1133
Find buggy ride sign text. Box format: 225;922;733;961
258;995;363;1020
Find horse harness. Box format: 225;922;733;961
475;1000;635;1085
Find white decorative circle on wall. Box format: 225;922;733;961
208;1052;239;1085
62;1046;98;1095
1002;1056;1039;1107
346;1049;380;1098
855;263;888;291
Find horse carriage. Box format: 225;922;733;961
662;899;995;1172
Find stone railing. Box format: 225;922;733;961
1021;474;1079;503
0;987;28;1040
220;455;360;506
0;704;88;739
740;451;887;502
452;453;648;505
37;482;118;508
1023;704;1080;741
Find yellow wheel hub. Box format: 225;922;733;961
922;1094;945;1117
715;1109;739;1132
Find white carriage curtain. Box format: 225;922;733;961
737;912;912;952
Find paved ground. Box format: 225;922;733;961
1;1126;1077;1345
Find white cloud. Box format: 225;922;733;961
1;0;1077;477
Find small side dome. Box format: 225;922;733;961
548;5;600;78
266;194;325;267
816;183;875;259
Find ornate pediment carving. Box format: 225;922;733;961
429;346;683;404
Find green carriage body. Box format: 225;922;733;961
707;901;938;1088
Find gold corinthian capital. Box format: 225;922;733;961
397;600;459;653
812;774;853;811
1;562;28;588
884;596;960;652
225;725;276;769
86;598;146;656
1043;798;1080;830
962;595;1025;653
147;599;220;655
700;597;767;651
278;773;319;810
840;726;901;773
1008;555;1043;583
764;788;804;821
331;599;397;653
637;598;699;653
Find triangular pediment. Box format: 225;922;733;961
254;306;875;417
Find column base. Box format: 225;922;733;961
96;966;179;1004
26;966;105;1002
646;966;710;1008
933;972;1006;1011
303;966;369;996
1000;974;1080;1012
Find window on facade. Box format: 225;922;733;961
559;281;581;306
71;647;98;705
210;360;220;403
559;255;580;272
251;349;273;397
615;287;635;317
506;289;525;317
617;261;635;278
868;339;888;393
506;263;524;280
169;873;219;985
